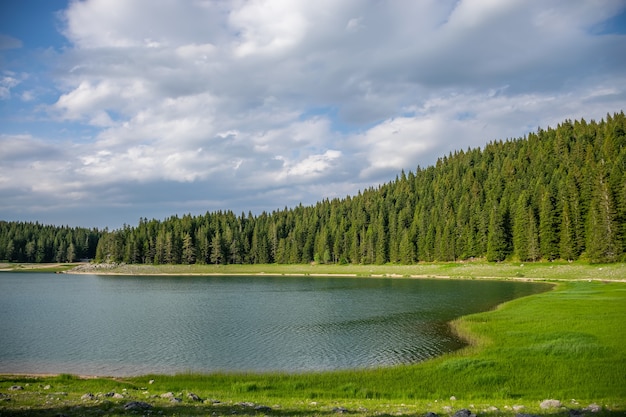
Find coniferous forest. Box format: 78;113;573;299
2;112;625;264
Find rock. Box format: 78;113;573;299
332;406;349;413
584;403;602;413
569;409;583;417
540;399;562;409
255;405;272;412
442;406;453;413
486;406;499;412
237;401;256;407
204;398;221;404
124;401;152;411
512;405;525;412
43;385;51;390
450;396;457;401
187;392;201;401
160;392;175;399
425;412;439;417
112;393;124;399
170;397;182;403
8;386;24;391
453;409;476;417
148;379;155;384
81;393;95;400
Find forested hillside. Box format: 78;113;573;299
0;222;102;263
2;112;625;264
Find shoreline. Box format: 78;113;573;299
59;261;626;282
63;269;626;283
3;260;626;282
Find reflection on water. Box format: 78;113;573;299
0;273;547;376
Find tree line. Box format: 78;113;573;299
0;222;101;263
2;112;625;265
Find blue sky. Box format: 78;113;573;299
1;0;625;229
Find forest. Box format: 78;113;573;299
1;112;625;265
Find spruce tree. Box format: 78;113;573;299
486;203;508;262
586;171;621;262
539;188;559;260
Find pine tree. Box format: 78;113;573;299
487;202;510;262
586;171;621;262
513;194;531;261
182;232;195;264
399;230;415;264
539;188;559;260
210;231;223;265
66;242;76;262
559;199;577;261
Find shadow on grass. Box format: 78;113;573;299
2;402;625;417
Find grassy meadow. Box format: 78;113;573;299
1;262;625;416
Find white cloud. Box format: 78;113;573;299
281;149;342;179
230;0;309;57
354;116;440;179
0;72;24;100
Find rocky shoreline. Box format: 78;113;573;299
0;384;611;417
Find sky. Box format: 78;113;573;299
1;0;625;230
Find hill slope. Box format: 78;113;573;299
2;112;625;264
94;112;626;264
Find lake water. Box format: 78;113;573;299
0;273;547;376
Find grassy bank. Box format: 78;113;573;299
0;262;79;273
1;264;625;416
65;260;626;281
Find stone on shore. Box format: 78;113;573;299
453;409;476;417
187;392;201;402
332;406;349;413
584;403;602;413
255;405;272;412
124;401;152;411
540;399;562;409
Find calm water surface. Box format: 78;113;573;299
0;273;548;376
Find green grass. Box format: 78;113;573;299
1;265;625;416
67;259;626;281
0;262;79;273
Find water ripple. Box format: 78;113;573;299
0;273;547;375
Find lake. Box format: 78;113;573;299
0;273;548;376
